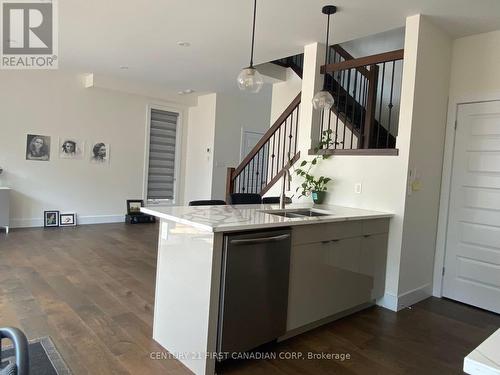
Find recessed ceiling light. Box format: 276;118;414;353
177;41;191;47
178;89;195;95
119;65;129;70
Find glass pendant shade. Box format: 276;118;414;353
237;67;264;93
312;90;334;110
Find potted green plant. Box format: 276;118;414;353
294;129;334;204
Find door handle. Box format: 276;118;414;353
230;234;291;245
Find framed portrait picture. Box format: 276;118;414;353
127;200;144;215
59;138;84;159
90;142;110;164
59;213;77;227
44;211;60;227
26;134;51;161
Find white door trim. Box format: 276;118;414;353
433;90;500;297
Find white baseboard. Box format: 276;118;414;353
377;283;432;312
377;293;398;311
397;283;432;310
11;214;124;228
77;215;124;225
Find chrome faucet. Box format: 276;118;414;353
280;168;291;209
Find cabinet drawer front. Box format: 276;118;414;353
291;221;362;245
362;218;390;236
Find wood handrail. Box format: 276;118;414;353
331;45;370;78
321;49;404;74
232;92;301;177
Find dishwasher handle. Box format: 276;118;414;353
230;233;290;245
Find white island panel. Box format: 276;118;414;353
153;219;223;375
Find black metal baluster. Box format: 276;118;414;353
350;69;358;149
342;68;351;149
265;140;269;188
255;147;260;193
386;60;396;148
242;167;246;193
271;133;276;180
376;62;386;148
252;156;255;193
294;105;299;156
334;69;343;149
288;112;293;161
282;119;287;169
319;102;324;139
277;126;281;178
359;75;367;148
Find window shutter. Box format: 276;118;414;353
147;109;179;201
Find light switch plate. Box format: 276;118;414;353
354;183;362;194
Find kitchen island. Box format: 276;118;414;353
142;203;393;375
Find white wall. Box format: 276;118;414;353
397;17;451;299
341;28;405;58
210;88;272;201
183;93;217;204
434;29;500;296
270;69;302;125
0;70;192;227
448;30;500;99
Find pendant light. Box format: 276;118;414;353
237;0;264;93
312;5;337;110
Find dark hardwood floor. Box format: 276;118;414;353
0;223;498;375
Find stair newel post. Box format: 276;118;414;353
362;64;379;149
226;167;236;202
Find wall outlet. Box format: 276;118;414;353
354;183;362;194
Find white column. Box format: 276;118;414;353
297;42;326;153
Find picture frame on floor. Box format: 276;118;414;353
44;211;60;227
59;213;77;227
127;200;144;215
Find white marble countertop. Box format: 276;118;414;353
141;203;393;233
464;328;500;375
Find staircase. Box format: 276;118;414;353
226;92;301;198
321;45;403;151
226;46;404;198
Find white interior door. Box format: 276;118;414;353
443;101;500;313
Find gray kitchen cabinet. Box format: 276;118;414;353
286;219;389;332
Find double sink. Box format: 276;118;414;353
260;208;335;219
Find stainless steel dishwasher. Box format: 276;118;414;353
217;228;292;355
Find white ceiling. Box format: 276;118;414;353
59;0;500;94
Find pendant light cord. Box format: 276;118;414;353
249;0;257;68
323;13;332;90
